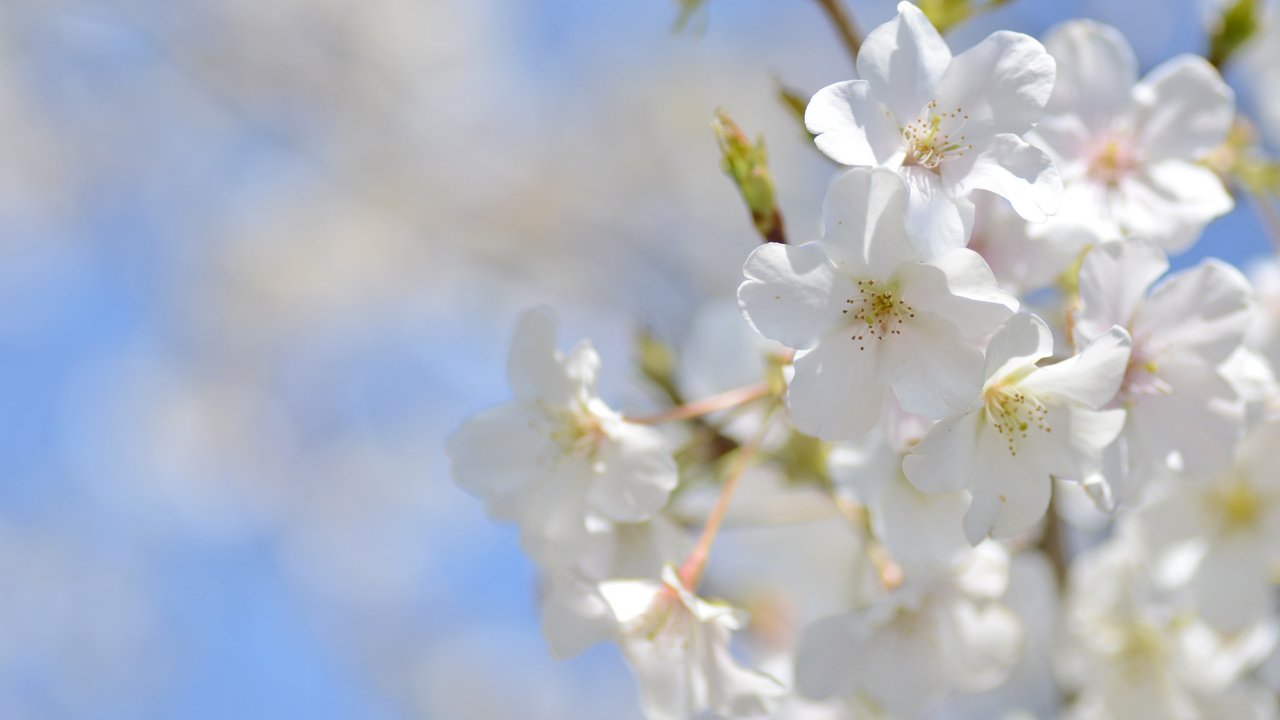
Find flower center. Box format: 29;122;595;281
901;101;972;171
843;279;915;351
1120;346;1171;398
982;381;1050;456
547;404;606;457
1208;473;1262;532
1114;621;1169;678
1088;138;1137;185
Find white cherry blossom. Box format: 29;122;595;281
1030;20;1235;252
1136;418;1280;634
794;543;1023;717
446;307;677;563
904;312;1130;543
805;1;1061;256
738;167;1017;441
600;566;784;719
1074;239;1254;507
969;191;1100;295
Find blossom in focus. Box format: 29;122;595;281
1030;20;1235;252
446;307;678;563
738;167;1017;441
805;1;1061;256
794;543;1023;717
904;312;1130;543
1074;239;1254;507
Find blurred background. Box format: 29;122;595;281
0;0;1274;717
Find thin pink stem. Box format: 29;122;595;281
627;383;770;426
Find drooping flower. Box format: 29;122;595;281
1030;20;1235;252
904;312;1130;543
1073;239;1254;507
1136;418;1280;634
794;543;1023;717
447;307;677;563
602;566;784;719
738;167;1017;441
805;1;1061;256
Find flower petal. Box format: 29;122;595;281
946;134;1062;222
794;614;863;700
903;409;983;494
508;306;597;406
900;247;1018;337
739;241;850;350
822;167;916;275
447;402;550;502
982;312;1055;384
964;427;1050;543
902;165;970;258
934;30;1056;137
806;80;903;167
1131;54;1235;163
787;330;886;440
1042;20;1138;130
1075;239;1168;345
856;1;952;122
587;422;677;523
1115;161;1233;253
1136;258;1253;366
1022;326;1131;408
879;312;984;418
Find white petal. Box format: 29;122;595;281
1193;538;1272;634
739;241;849;350
946;134;1062;222
934;30;1056;137
508;306;597;406
1074;239;1168;345
1119;162;1233;253
541;573;616;659
879;312;984;418
900;248;1018;337
1132;54;1235;163
856;1;952;122
1042;20;1138;130
447;402;550;501
1126;361;1242;478
902;165;970;258
1136;258;1253;366
982;312;1055;385
964;427;1050;542
806;80;903;166
1021;326;1131;408
940;600;1024;692
874;471;971;568
903;409;983;494
787;331;886;440
587;422;677;523
822;167;917;275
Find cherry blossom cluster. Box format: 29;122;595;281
449;3;1280;718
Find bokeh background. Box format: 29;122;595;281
1;0;1275;717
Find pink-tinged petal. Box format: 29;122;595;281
879;312;984;418
739;241;850;350
934;30;1056;138
856;1;952;122
1075;239;1168;345
586;422;677;523
903;409;983;494
982;312;1055;384
902;165;970;258
806;80;903;167
1136;258;1252;366
964;426;1049;543
822;167;916;275
447;402;551;501
1131;55;1234;163
899;248;1018;337
787;331;886;440
1041;20;1138;130
945;134;1062;222
508;306;597;406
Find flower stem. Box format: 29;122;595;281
678;411;775;589
813;0;863;67
627;383;771;425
